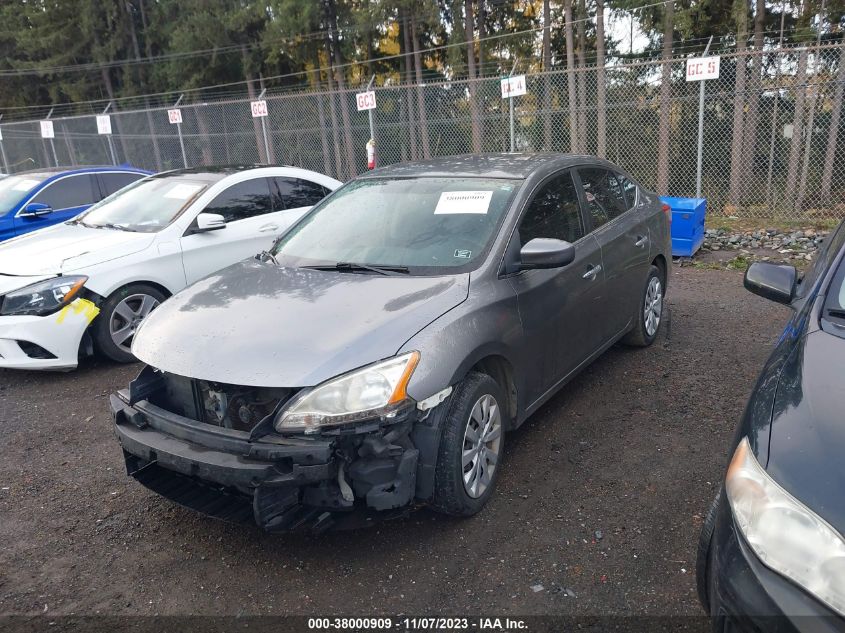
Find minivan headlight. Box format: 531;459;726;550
275;352;420;433
726;437;845;616
0;276;88;317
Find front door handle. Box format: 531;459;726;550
583;264;602;280
635;235;648;248
259;223;279;233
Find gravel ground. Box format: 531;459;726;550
0;264;789;617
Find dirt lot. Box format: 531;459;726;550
0;265;788;617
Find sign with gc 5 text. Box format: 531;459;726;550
96;115;112;135
40;120;55;139
356;91;377;111
167;109;182;125
500;74;527;98
686;56;720;81
251;99;269;118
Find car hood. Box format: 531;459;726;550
0;223;154;275
765;330;845;533
132;260;470;388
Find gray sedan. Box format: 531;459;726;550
110;153;671;530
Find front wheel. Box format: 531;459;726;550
92;284;166;363
622;264;664;347
431;372;507;517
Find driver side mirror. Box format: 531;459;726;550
188;212;227;235
20;202;53;218
519;238;576;270
744;262;797;305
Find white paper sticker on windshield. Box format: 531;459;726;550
163;183;203;200
12;179;40;192
434;191;493;215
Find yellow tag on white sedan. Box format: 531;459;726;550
56;298;100;325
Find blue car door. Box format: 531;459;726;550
14;174;101;237
0;206;17;242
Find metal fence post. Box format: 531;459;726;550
695;37;713;200
103;102;118;165
46;108;59;167
508;61;518;153
0;115;8;174
257;88;271;164
174;94;188;168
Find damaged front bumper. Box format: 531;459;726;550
110;388;426;532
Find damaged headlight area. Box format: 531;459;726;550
0;275;87;317
275;352;420;433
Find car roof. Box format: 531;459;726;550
17;166;150;178
359;153;607;180
151;164;291;183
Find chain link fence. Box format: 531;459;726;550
2;43;844;221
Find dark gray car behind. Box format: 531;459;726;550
111;153;671;530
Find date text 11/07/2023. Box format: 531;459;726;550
307;617;528;631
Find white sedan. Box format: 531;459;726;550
0;165;341;370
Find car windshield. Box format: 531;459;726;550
272;177;519;273
0;175;48;210
823;253;845;335
76;176;208;233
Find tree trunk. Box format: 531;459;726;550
740;0;764;188
311;50;333;176
99;67;131;165
656;0;674;194
411;14;432;158
727;0;749;207
784;48;808;210
465;0;483;153
126;0;162;171
564;0;579;153
821;46;845;202
327;0;357;177
542;0;553;151
400;11;418;160
193;104;214;165
323;34;344;179
595;0;607;158
576;0;587;153
243;45;268;164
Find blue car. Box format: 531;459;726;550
0;166;151;242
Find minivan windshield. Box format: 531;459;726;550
272;177;518;273
0;175;48;210
75;176;209;233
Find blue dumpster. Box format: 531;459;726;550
661;196;706;257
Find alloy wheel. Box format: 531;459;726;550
109;293;160;354
644;276;663;337
462;394;502;499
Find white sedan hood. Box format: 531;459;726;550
0;223;155;276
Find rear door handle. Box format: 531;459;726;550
583;264;602;280
259;223;279;233
635;235;648;248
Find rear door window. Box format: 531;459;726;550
577;167;628;228
29;175;98;210
518;171;585;245
99;172;146;197
270;177;329;210
203;178;273;222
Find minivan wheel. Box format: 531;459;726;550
93;284;166;363
696;489;722;614
622;264;663;347
431;371;507;517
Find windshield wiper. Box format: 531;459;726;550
303;262;410;276
256;250;279;265
99;222;138;232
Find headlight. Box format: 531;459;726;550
726;437;845;616
0;276;87;317
275;352;420;433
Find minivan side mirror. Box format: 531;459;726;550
519;238;576;270
20;202;53;217
744;262;797;305
189;212;227;234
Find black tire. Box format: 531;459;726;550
696;489;722;614
622;264;664;347
92;283;167;363
431;371;508;517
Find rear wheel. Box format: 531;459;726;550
93;283;166;363
431;372;507;517
696;490;722;614
622;264;664;347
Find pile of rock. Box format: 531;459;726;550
702;228;828;262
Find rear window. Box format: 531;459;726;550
0;175;48;211
100;172;145;197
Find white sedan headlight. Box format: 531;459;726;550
275;352;420;433
726;437;845;616
0;275;87;317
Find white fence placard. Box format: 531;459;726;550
251;100;269;118
500;74;527;98
686;56;721;82
356;91;377;111
40;120;55;139
96;115;112;135
168;108;183;125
